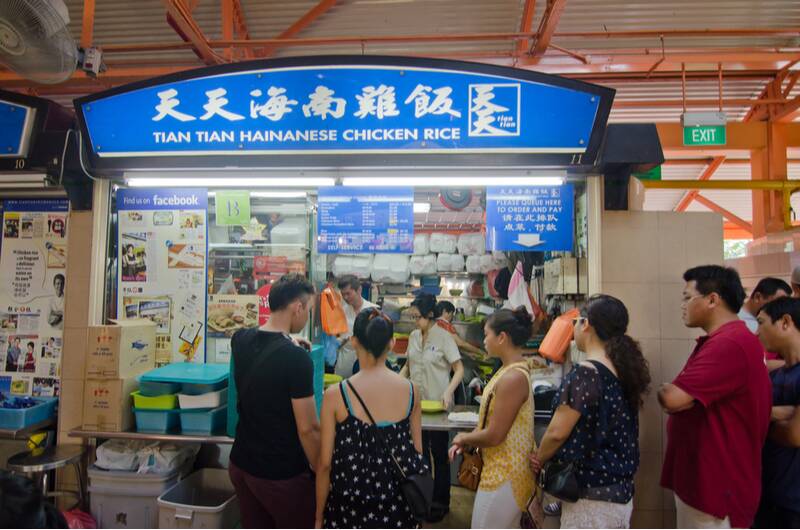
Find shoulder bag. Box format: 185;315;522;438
539;360;610;503
457;391;493;491
345;380;434;521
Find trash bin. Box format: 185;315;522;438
157;468;239;528
88;465;183;529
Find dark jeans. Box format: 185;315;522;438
228;460;315;528
754;499;800;529
422;430;451;508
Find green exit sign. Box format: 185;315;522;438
683;125;726;146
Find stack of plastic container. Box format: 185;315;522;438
134;364;229;436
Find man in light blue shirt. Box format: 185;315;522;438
739;277;791;333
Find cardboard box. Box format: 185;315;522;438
86;319;156;379
82;377;138;432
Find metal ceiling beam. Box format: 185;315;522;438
693;194;754;233
555;28;800;39
531;0;568;59
516;0;537;56
261;0;337;58
81;0;95;48
674;156;726;211
162;0;223;65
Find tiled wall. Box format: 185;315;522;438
55;210;95;503
601;210;724;529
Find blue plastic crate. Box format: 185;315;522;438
0;397;58;430
180;380;227;396
179;406;227;435
139;380;182;397
133;408;181;434
140;363;228;385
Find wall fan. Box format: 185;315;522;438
0;0;78;84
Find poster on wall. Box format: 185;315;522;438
0;199;69;397
117;188;208;365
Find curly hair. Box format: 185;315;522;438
583;294;652;410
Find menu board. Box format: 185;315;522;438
117;188;208;364
0;199;69;397
317;187;413;253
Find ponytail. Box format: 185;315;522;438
605;334;651;410
583;294;652;410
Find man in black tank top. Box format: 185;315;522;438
229;274;320;528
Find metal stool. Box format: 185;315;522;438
7;445;86;511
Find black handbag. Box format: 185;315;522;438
345;381;434;521
539;460;579;503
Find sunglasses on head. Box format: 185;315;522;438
367;307;392;323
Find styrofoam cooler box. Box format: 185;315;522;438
88;465;184;529
157;468;239;528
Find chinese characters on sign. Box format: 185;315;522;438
317;187;414;253
80;65;602;156
486;185;574;252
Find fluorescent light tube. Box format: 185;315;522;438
413;202;431;213
127;177;335;188
208;191;307;199
342;176;564;187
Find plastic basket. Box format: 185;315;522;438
179;406;227;435
88;465;185;529
177;388;227;410
179;380;227;396
157;468;239;528
133;408;181;434
139;380;182;397
131;391;178;410
0;397;58;430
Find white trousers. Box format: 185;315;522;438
472;481;521;529
675;495;731;529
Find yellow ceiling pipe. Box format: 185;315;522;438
639;179;800;230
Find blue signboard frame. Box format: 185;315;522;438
486;184;575;252
75;56;614;171
317;186;414;253
0;89;46;164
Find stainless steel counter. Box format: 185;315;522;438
69;429;235;444
69;406;482;444
420;405;479;432
0;418;55;440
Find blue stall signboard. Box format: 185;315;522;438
486;185;574;252
0;100;34;158
78;62;604;158
317;187;413;253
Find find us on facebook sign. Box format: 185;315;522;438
77;63;602;157
486;184;574;252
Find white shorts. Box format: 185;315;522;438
560;497;633;529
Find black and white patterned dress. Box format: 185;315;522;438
323;382;428;529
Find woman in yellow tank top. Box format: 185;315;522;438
449;307;538;529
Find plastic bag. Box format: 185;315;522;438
457;233;486;256
429;233;457;253
372;255;410;283
466;255;483;274
136;442;200;474
479;254;495;274
94;439;199;475
63;509;97;529
413;234;429;255
492;251;508;269
332;255;373;279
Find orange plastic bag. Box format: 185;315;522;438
320;286;348;336
538;308;579;364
